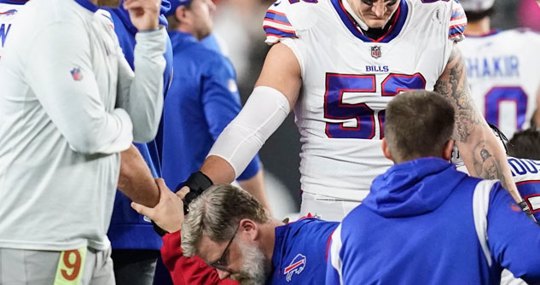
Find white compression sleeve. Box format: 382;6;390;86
208;86;291;178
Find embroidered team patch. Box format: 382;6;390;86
284;254;306;282
70;67;83;81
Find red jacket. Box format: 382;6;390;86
161;231;239;285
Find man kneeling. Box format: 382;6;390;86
327;91;540;285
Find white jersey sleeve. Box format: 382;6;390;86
115;26;167;142
448;0;467;43
262;0;318;45
26;17;133;154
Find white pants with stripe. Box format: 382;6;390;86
0;247;114;285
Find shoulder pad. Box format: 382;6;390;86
410;0;466;43
263;0;319;45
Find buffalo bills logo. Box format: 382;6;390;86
371;45;381;59
70;67;83;81
0;9;17;17
284;254;306;282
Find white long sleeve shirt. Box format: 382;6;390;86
0;0;166;251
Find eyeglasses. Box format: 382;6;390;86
361;0;398;6
209;224;239;271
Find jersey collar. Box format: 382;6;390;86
0;0;28;4
75;0;98;13
331;0;409;43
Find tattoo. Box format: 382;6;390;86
436;46;512;190
434;46;482;143
471;141;501;180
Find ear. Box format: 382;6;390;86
175;6;188;22
382;138;393;161
239;219;259;242
442;140;454;161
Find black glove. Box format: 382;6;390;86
177;171;213;215
152;171;214;236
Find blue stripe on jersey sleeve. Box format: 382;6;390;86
265;10;292;26
449;26;465;36
448;2;466;40
264;26;296;38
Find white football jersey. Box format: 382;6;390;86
456;156;540;217
507;157;540;218
0;1;25;60
263;0;466;200
459;29;540;138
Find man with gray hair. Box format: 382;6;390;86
132;183;338;285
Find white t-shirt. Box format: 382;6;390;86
0;0;166;251
263;0;466;201
459;29;540;138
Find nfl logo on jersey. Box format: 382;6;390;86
371;46;381;59
70;67;83;81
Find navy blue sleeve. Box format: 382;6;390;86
487;183;540;283
201;55;260;180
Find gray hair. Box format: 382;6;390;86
181;184;270;257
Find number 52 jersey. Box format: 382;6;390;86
263;0;466;200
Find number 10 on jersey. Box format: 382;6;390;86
324;72;426;139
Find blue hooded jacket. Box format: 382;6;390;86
104;1;174;250
327;158;540;285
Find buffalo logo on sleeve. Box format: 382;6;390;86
70;67;83;81
284;254;307;282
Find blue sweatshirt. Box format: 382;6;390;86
327;158;540;285
268;218;338;285
156;31;260;190
105;2;174;250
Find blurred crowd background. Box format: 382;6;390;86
210;0;540;217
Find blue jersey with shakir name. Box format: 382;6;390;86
459;29;540;137
0;0;27;59
268;218;338;285
105;1;174;251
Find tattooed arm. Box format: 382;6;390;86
434;45;526;207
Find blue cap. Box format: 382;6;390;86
165;0;192;16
